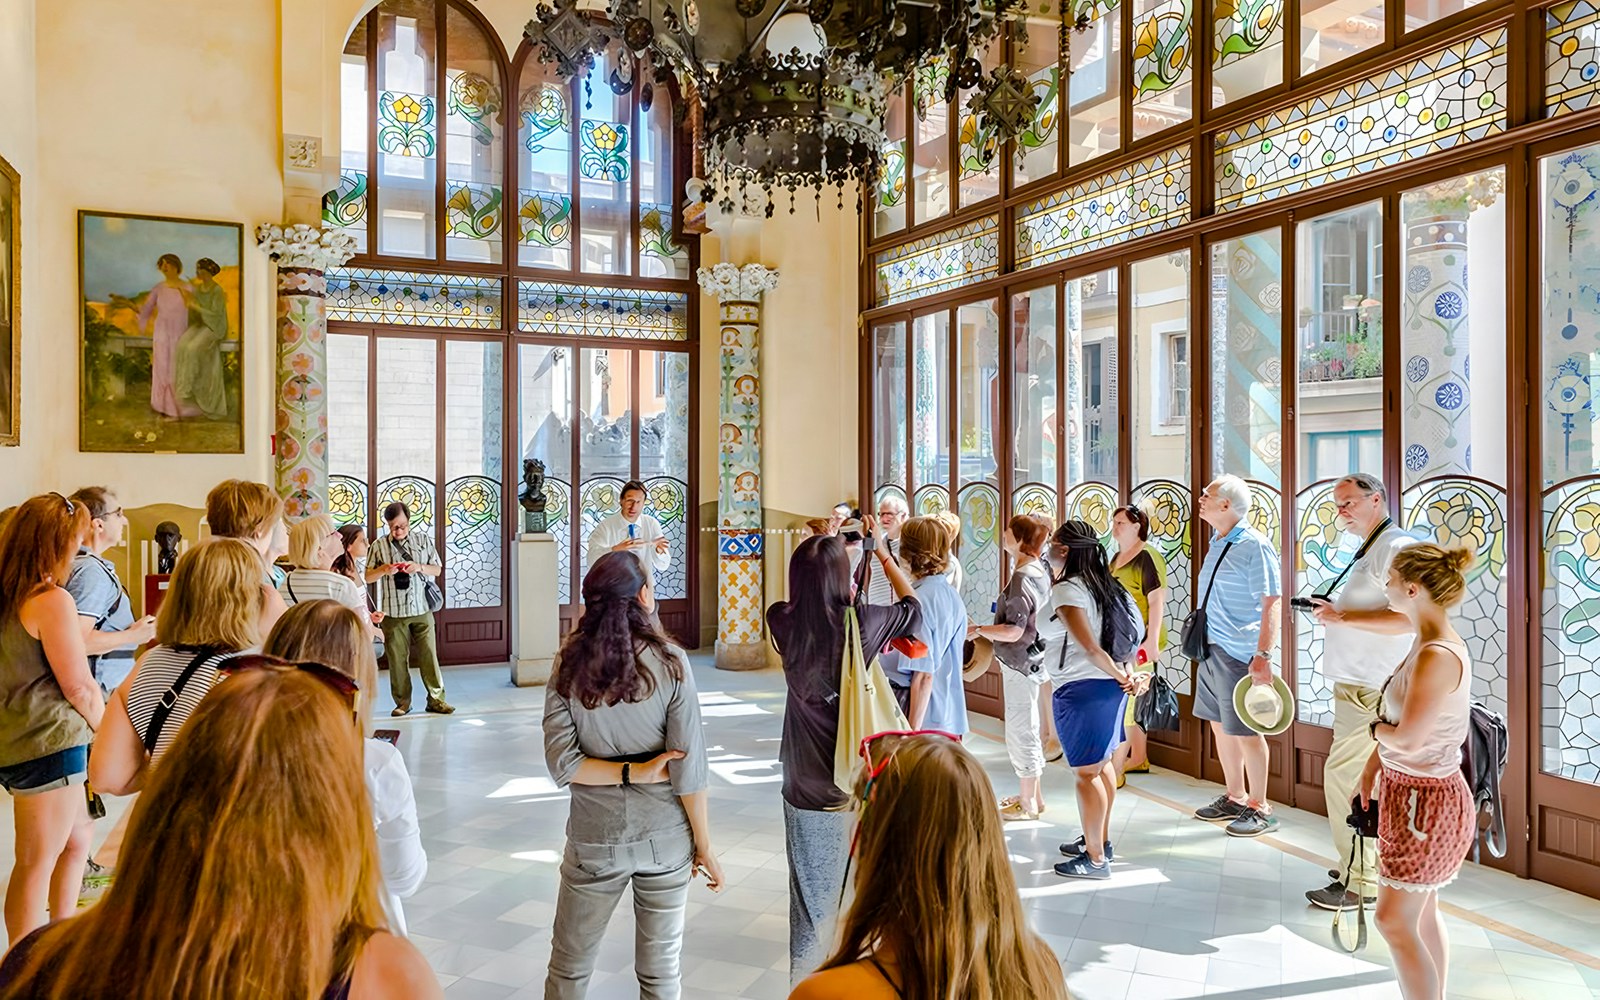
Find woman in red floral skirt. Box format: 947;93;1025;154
1358;543;1477;1000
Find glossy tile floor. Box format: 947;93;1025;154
6;656;1600;999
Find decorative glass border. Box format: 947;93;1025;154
326;268;502;329
1215;27;1508;212
873;216;1001;307
516;281;689;340
1015;147;1191;270
1546;1;1600;118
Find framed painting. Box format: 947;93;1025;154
78;211;245;453
1;152;18;447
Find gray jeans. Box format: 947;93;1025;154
545;833;694;999
783;801;854;987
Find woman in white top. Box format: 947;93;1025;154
280;514;366;612
1358;544;1477;1000
263;599;426;937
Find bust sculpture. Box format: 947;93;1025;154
155;521;183;574
519;458;549;533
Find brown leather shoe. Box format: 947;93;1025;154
425;699;455;715
391;703;410;717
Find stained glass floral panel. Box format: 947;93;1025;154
873;216;1001;307
327;268;502;328
1016;148;1190;270
1013;24;1061;186
639;203;689;279
876;90;909;237
1132;0;1193;139
1213;0;1283;105
1132;480;1193;695
1547;1;1600;118
518;191;572;256
517;281;688;340
328;474;368;529
322;170;368;234
579;121;630;182
1216;28;1508;212
1541;478;1600;784
376;476;436;537
445;182;503;242
1295;479;1346;726
958;484;1002;622
443;475;502;608
378;91;437;158
1541;144;1600;486
644;477;689;601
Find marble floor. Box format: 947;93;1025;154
6;656;1600;999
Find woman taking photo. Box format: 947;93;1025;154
893;517;968;736
333;525;385;632
1360;544;1477;1000
263;599;426;937
542;552;723;999
1109;502;1167;783
0;660;440;999
0;494;104;941
767;518;919;985
1048;520;1145;881
789;733;1067;1000
968;514;1053;820
88;538;264;795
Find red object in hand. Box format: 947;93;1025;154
1136;647;1149;665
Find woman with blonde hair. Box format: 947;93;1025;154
205;478;289;633
1359;544;1478;1000
264;600;426;936
0;494;104;940
790;734;1068;1000
88;538;265;795
882;516;967;735
933;510;964;594
0;661;441;999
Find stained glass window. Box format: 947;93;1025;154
1216;28;1509;213
912;312;951;515
957;46;1001;208
579;49;633;275
327;19;369;253
1013;23;1061;187
517;58;573;269
443;340;504;608
1015;147;1190;271
1301;0;1384;76
1213;0;1283;105
957;301;1001;620
873;216;1001;307
638;349;691;600
517;343;573;604
327;268;502;328
1069;0;1123;166
1132;0;1193;140
914;58;953;224
875;91;909;237
1546;1;1600;119
1012;287;1057;520
375;7;438;257
638;86;688;280
327;333;370;528
376;337;438;538
517;281;688;340
1209;230;1283;491
872;322;908;503
443;6;504;264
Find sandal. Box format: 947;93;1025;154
999;798;1044;821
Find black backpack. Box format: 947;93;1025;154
1054;580;1144;668
1461;702;1509;861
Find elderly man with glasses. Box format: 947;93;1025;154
1304;473;1417;912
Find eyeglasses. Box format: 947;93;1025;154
101;507;124;519
216;654;361;718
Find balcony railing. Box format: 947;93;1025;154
1298;310;1382;383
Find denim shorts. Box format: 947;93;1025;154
0;746;90;795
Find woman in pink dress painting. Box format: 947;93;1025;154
136;253;194;419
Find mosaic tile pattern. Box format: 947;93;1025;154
873;216;1001;307
1016;147;1191;270
1216;28;1508;212
1546;1;1600;118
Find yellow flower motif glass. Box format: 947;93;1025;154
378;91;437;158
579;120;630;182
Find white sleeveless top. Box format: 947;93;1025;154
1379;638;1472;779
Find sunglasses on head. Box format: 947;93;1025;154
838;729;963;905
217;654;361;716
50;492;77;516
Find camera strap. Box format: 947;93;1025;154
1320;517;1394;600
1331;831;1370;953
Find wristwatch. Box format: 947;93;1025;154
1251;650;1275;665
621;762;632;787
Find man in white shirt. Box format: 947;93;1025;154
1306;473;1417;911
585;479;670;586
865;494;909;606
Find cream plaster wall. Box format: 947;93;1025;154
0;0;42;497
0;0;281;508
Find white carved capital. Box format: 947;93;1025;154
255;222;357;271
696;262;779;303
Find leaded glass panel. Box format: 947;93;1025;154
638;350;691;600
1547;1;1600;119
1209;230;1283;490
443;6;504;264
873;217;1001;307
1013;23;1062;187
327;268;501;328
957;301;1001;620
517;59;574;269
638;86;688;279
517;281;688;339
327;333;370;528
375;7;438;257
1214;0;1283;105
1132;0;1193;140
914;57;952;223
443;341;503;608
1069;0;1123;166
876;91;910;237
1217;28;1508;212
328;19;369;253
1012;287;1057;519
1016;148;1190;271
579;49;633;275
957;46;1001;208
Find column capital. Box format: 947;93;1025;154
255;222;357;272
697;262;779;303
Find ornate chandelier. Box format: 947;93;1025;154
524;0;1066;215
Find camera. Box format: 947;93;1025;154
394;568;411;591
1290;594;1328;612
1346;794;1380;838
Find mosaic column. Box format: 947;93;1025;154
697;262;779;671
255;224;356;520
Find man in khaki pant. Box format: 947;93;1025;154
1306;473;1416;911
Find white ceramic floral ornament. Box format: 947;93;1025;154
255;223;357;271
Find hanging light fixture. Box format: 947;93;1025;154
524;0;1076;214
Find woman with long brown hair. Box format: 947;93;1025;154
263;600;426;937
0;494;104;941
0;661;440;998
87;538;265;795
542;552;723;999
790;734;1068;1000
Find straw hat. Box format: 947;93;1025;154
962;636;994;682
1233;673;1296;736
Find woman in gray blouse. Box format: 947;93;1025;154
542;552;724;1000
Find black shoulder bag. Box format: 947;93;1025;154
397;538;446;614
1180;541;1235;662
141;647;221;754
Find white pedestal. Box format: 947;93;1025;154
512;533;560;686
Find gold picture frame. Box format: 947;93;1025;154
0;152;19;447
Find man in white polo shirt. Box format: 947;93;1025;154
1306;472;1417;911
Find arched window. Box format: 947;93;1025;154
323;1;699;660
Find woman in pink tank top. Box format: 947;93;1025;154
1357;543;1476;1000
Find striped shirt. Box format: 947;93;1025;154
1196;521;1281;662
369;532;441;619
125;645;239;763
278;568;367;614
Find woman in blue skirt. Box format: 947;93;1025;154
1046;520;1147;880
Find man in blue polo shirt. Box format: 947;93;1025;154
1191;474;1283;837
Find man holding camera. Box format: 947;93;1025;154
1304;473;1416;911
369;500;452;717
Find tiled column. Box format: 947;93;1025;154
255;224;355;520
697;262;779;671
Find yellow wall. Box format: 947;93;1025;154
0;0;280;507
